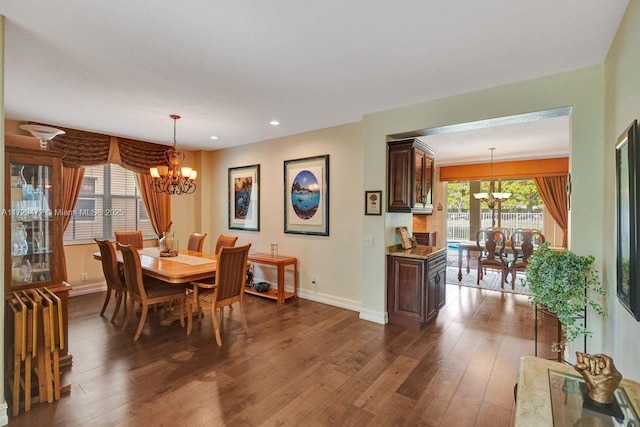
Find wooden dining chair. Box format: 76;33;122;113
95;238;127;323
214;234;238;254
509;230;545;287
188;232;207;252
118;243;185;341
486;226;510;242
187;244;251;346
476;229;509;286
115;231;144;249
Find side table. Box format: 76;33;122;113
246;252;298;304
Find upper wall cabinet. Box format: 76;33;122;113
387;138;434;214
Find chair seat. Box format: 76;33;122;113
145;282;186;300
196;289;215;304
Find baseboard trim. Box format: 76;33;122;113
297;288;361;313
296;289;387;324
0;401;8;426
358;308;388;325
69;281;107;297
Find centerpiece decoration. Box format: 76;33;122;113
158;231;178;257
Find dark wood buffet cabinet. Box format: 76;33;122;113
387;246;446;328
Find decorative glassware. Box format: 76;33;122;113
11;224;29;256
12;259;32;283
33;231;44;253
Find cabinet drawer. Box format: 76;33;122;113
427;253;446;277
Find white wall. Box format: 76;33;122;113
603;0;640;381
196;122;364;311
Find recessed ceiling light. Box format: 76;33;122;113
270;120;280;126
210;136;219;140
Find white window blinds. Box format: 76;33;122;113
63;164;156;243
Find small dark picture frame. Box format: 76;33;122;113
365;190;382;215
616;120;640;320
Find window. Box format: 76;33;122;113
446;179;544;241
63;164;156;243
75;177;97;222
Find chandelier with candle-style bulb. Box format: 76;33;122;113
473;147;510;209
149;115;197;195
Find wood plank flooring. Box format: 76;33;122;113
8;284;543;426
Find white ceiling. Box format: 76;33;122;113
0;1;628;158
419;114;571;166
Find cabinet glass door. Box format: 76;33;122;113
414;151;425;207
9;162;54;287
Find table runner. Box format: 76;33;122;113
139;248;215;266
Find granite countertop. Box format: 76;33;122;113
387;245;446;260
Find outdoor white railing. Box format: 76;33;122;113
447;212;544;241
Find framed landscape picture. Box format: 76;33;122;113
284;155;329;235
616;120;640;321
228;164;260;231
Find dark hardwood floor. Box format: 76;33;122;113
8;284;543;426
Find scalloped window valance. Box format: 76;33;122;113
34;123;169;174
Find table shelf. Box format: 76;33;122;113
244;285;296;302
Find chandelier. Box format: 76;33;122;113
149;115;197;195
473;147;511;209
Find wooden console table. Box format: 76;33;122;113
246;253;298;304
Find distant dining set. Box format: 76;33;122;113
94;231;250;345
455;227;561;289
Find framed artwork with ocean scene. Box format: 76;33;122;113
228;164;260;231
284;155;329;235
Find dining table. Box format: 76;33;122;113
455;241;564;281
93;247;219;283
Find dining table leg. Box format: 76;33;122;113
458;246;463;281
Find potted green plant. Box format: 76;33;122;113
522;243;607;344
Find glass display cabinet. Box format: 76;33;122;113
4;146;72;367
5;147;63;289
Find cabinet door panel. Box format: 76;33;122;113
437;268;446;310
388;147;412;212
394;259;424;319
387;256;426;327
426;273;438;321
